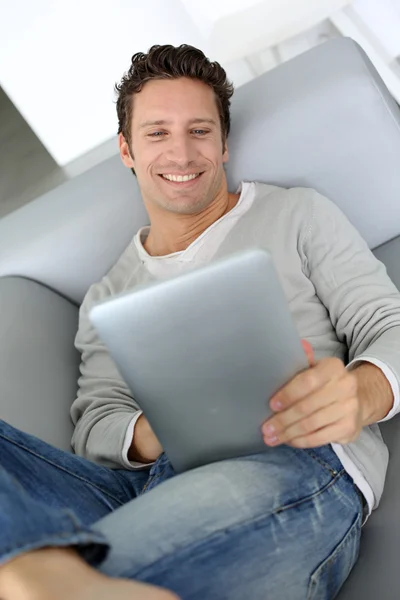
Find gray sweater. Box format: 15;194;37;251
71;183;400;509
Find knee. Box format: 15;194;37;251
97;453;274;549
168;455;272;521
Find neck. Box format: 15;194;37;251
143;189;241;256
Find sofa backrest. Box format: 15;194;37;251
1;37;400;304
227;37;400;251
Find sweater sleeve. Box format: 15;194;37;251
302;191;400;404
70;279;142;470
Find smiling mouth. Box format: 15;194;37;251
159;172;204;183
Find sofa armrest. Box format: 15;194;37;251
0;156;148;305
0;277;80;451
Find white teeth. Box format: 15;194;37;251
162;173;199;182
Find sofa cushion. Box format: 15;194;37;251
0;276;79;450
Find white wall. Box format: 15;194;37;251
353;0;400;59
2;0;400;170
0;0;204;166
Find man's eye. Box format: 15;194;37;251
148;131;165;138
192;129;207;135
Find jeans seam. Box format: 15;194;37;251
126;469;349;580
304;448;339;477
0;432;127;507
318;511;361;571
272;469;345;514
306;510;362;600
141;467;168;494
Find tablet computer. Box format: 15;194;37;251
89;249;308;473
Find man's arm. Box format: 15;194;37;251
301;191;400;369
262;347;395;448
128;414;163;463
352;361;394;426
71;282;145;469
262;190;400;447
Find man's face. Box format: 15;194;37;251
120;77;229;215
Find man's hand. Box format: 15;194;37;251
128;414;163;463
261;340;363;448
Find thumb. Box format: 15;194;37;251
301;339;315;367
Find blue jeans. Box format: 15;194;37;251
0;419;363;600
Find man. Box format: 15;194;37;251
1;43;399;600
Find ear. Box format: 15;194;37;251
119;133;135;169
222;138;229;164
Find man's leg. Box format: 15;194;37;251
94;444;363;600
0;419;178;599
0;418;149;566
0;418;362;599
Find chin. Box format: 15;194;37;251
164;197;210;215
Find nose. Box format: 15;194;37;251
165;133;197;168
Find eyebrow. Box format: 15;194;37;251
139;118;217;129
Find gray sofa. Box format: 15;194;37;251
1;37;400;599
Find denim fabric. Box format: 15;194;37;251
141;451;176;494
0;419;362;599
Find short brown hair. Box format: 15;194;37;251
115;44;234;147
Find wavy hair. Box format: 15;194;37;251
115;44;234;147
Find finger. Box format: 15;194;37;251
264;372;358;438
264;393;359;446
301;339;315;367
286;417;361;448
270;357;345;412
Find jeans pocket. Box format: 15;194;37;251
307;511;362;600
304;446;343;478
141;453;176;494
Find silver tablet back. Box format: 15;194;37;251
89;249;308;472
